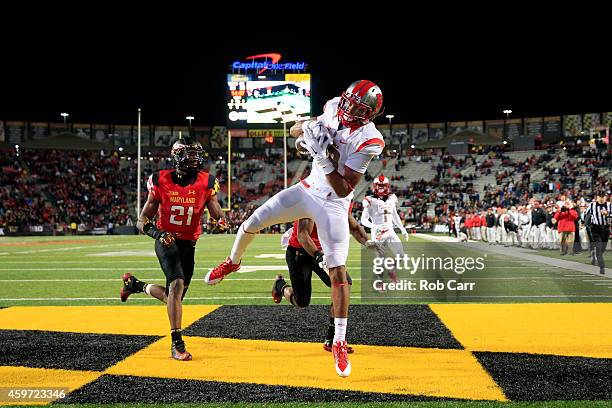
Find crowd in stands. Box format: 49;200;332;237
383;147;611;231
0;147;131;234
0;143;609;237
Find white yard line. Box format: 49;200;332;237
5;294;612;301
0;296;333;301
3;242;149;255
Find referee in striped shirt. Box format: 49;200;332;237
586;191;611;275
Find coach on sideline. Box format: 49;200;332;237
586;191;611;275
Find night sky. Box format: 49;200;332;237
1;29;609;127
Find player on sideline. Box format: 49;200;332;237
205;80;385;377
120;136;227;361
360;175;408;281
274;213;383;353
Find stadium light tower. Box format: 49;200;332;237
61;112;69;131
502;110;512;148
276;103;296;189
186;115;195;129
386;114;397;153
136;108;142;220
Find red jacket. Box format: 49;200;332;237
554;208;578;232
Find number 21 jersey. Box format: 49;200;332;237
147;169;217;241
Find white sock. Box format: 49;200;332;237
144;284;153;296
333;318;348;343
230;225;256;264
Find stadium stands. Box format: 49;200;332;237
0;139;609;237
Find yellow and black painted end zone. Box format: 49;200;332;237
0;304;611;403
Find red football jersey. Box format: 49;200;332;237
147;169;217;241
288;219;322;251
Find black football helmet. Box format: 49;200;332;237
171;136;205;173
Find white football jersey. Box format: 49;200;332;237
363;194;399;227
302;97;384;200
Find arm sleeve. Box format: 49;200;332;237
392;208;407;235
146;173;159;199
360;200;374;229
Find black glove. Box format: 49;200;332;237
314;251;325;270
143;222;175;247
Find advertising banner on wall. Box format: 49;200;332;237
447;121;466;136
428;123;445;141
485;120;504;139
467;120;484;133
154;126;173;147
73;123;92;140
563;114;582;137
505;118;522;140
524;117;543;140
29;122;49;140
5;121;26;144
543;116;561;142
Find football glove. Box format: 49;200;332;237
215;218;229;232
299;123;335;175
314;250;328;272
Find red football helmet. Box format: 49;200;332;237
337;80;383;127
372;175;390;197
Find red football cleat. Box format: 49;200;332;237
120;273;134;302
332;340;352;377
324;340;354;354
388;268;398;283
205;257;241;285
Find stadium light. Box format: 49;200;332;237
60;112;69;126
502;109;512;119
186;115;195;127
385;114;401;153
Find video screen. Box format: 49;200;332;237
227;73;311;125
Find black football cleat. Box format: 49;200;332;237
272;274;287;304
120;273;144;302
171;339;192;361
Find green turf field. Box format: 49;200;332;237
0;234;610;306
1;234;612;406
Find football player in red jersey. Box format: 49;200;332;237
273;212;382;353
120;136;227;361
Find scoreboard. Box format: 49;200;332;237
227;54;311;126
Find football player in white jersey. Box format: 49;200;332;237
205;80;385;377
360;175;408;281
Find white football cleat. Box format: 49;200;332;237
332;340;352;377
